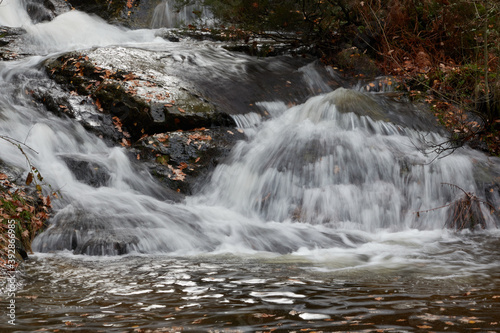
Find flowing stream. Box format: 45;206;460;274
1;1;500;332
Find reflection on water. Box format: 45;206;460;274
2;231;500;332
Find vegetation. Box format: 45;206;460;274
182;0;500;155
0;137;54;269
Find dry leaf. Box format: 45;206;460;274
25;172;33;185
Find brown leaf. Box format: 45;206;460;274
25;172;33;185
95;98;103;112
0;173;7;180
42;195;51;207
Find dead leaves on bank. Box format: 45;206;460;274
1;173;52;266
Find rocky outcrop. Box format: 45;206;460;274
0;27;26;60
35;49;240;194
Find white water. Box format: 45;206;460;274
0;2;498;274
151;0;213;28
0;0;31;27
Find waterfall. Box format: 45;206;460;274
0;4;497;257
151;0;212;28
189;88;477;231
0;0;32;27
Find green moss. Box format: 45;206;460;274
156;155;170;165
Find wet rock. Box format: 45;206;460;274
42;51;235;143
25;0;70;23
0;26;26;60
327;87;441;132
62;157;111;188
38;49;244;194
133;128;245;194
33;207;139;255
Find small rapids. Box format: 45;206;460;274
1;1;500;331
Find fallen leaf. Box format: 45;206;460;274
253;313;275;318
25;172;33;185
95;99;103;111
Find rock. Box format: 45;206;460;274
62;157;111;188
325;87;441;132
133;128;245;194
32;207;140;255
41;51;235;143
0;26;26;60
36;49;243;194
335;46;380;77
25;0;71;23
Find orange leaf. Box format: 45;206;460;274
25;172;33;186
95;99;103;111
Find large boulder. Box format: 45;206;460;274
39;51;235;141
34;49;240;194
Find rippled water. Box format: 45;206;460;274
4;233;500;332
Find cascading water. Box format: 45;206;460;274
1;2;500;331
151;0;213;28
0;0;497;257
